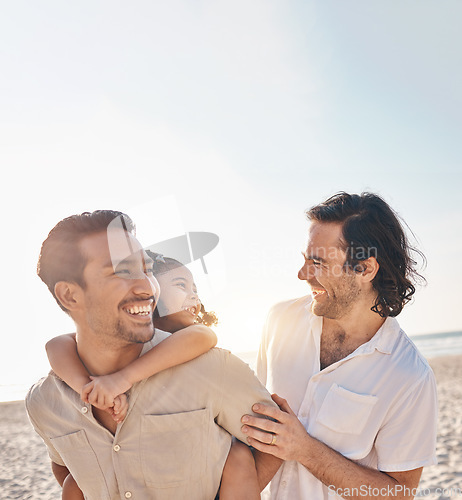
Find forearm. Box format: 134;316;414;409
119;324;217;385
253;450;283;491
244;397;421;499
298;434;420;499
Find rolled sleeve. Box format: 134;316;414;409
215;351;277;443
375;369;438;471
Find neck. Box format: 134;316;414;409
75;328;144;376
322;296;386;343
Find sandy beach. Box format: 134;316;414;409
1;355;461;500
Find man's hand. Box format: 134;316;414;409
241;394;309;462
242;395;423;499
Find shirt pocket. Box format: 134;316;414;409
50;430;111;500
314;383;378;459
140;408;209;489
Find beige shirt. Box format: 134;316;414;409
257;296;438;500
26;330;276;500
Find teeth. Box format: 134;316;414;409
125;304;152;315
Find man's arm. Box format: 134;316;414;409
51;461;70;486
242;395;422;499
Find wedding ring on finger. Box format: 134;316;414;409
270;433;277;446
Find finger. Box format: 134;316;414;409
113;396;121;414
241;415;279;434
81;384;93;403
242;425;276;445
252;403;288;423
245;436;280;457
271;394;296;416
87;390;97;405
96;393;108;409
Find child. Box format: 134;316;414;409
46;252;261;500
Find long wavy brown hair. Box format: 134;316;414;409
306;192;426;318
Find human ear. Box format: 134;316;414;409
358;257;379;282
54;281;83;312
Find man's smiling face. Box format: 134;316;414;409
78;229;160;346
298;221;361;320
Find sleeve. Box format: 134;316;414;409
25;388;66;466
375;369;438;471
214;350;278;444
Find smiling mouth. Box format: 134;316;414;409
122;303;153;317
183;306;198;317
311;289;327;299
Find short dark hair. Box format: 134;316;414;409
306;192;425;318
37;210;135;312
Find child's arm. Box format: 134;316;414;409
45;334;91;396
46;333;128;421
83;324;217;404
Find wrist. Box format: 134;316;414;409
118;367;135;389
297;432;316;467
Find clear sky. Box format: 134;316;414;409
1;1;461;392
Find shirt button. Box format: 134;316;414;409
281;481;287;487
81;407;88;414
125;492;132;498
113;444;121;452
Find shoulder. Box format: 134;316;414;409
266;295;312;320
264;295;313;329
262;295;313;342
388;323;436;389
177;347;250;373
25;374;63;420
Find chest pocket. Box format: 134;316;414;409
50;430;111;500
140;408;209;490
314;383;378;459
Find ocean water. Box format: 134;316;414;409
1;331;461;403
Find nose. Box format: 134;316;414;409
190;290;200;306
298;262;314;281
133;272;160;300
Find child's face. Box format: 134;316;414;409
154;266;201;329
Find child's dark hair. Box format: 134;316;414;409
145;250;218;327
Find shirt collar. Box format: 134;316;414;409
304;295;401;356
368;316;401;355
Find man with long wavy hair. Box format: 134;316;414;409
242;192;437;499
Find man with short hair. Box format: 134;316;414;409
26;210;276;499
242;192;437;499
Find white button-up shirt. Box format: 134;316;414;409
257;296;438;500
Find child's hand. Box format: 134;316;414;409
112;394;129;423
81;372;133;409
81;380;113;410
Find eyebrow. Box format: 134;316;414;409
302;251;327;263
103;253;154;269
